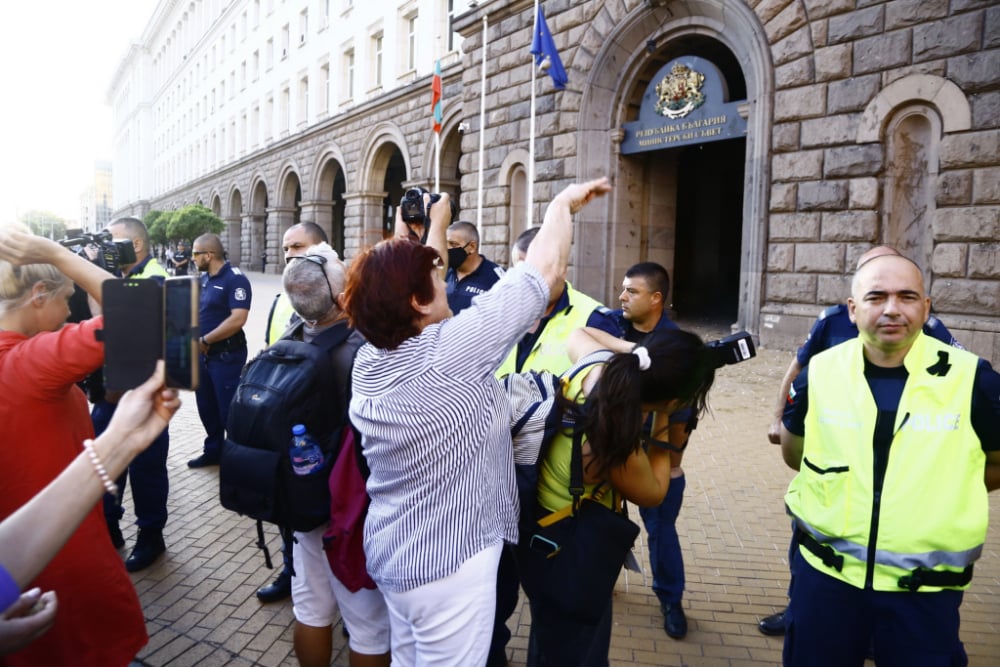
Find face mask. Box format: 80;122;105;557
447;246;469;270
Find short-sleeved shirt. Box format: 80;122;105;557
783;357;1000;453
200;262;252;334
796;304;960;367
173;250;190;275
446;257;505;314
350;263;549;593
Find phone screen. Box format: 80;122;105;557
164;277;200;390
102;279;162;392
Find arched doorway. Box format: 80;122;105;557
249;179;269;272
381;148;407;238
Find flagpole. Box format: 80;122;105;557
528;0;539;227
476;15;487;234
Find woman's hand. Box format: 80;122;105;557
0;228;65;266
101;361;181;458
0;589;58;656
552;177;612;215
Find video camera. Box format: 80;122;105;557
399;187;459;226
705;331;756;369
58;229;136;273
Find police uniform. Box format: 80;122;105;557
94;255;172;533
195;262;252;462
782;334;1000;665
445;258;505;315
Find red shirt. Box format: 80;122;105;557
0;317;147;666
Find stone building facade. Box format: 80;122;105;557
111;0;1000;362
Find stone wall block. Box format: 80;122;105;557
754;0;797;25
986;6;1000;49
914;12;984;62
801;114;859;148
827;74;881;114
933;206;1000;241
795;242;845;272
772;26;815;67
886;0;949;30
973;167;1000;204
774;84;827;121
769;212;822;241
825;144;883;177
850;177;880;209
969;243;1000;278
940;130;1000;169
553;132;576;158
770;183;797;211
828;5;885;44
853;31;912;74
931;278;1000;316
768;243;795;271
822;210;879;241
817;274;851;304
772;150;824;181
948;51;1000;92
810;19;828;48
932;243;969;277
773;122;801;152
801;0;855;20
970;91;1000;129
798;181;849;210
765;1;808;43
767;273;818;302
937;171;974;205
776;56;815;88
815;43;852;81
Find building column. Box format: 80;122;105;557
243;213;266;272
299;199;335;245
342;191;387;255
264;206;298;274
223;215;242;267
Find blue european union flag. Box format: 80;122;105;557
530;6;567;90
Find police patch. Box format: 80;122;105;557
234;288;248;301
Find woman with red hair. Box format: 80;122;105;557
345;179;611;666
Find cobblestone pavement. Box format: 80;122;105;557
124;271;1000;666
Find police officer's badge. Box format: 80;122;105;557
654;63;706;119
235;288;247;301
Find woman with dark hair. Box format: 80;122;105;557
344;178;611;666
526;325;716;666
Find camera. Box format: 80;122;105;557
705;331;756;369
399;187;442;225
58;229;136;272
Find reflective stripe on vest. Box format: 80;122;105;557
495;284;604;378
785;333;986;592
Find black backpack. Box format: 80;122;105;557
220;320;364;534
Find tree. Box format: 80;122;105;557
166;205;225;244
20;210;67;240
144;210;169;247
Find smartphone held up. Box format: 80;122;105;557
101;277;200;391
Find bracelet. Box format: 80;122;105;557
83;439;118;498
199;336;207;345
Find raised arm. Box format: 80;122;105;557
0;229;112;304
525;178;611;298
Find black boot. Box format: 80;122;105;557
256;569;292;603
107;520;125;550
125;528;166;572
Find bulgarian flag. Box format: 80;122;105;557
432;59;443;133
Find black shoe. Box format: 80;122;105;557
187;453;220;468
125;529;166;572
758;608;787;636
107;520;125;550
663;603;687;639
256;570;292;603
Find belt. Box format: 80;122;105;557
207;332;247;356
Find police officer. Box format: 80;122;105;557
444;221;504;315
187;233;252;468
98;216;172;571
779;254;1000;665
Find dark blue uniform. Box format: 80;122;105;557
98;255;171;532
445;258;505;314
195;262;251;461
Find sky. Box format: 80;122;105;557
0;1;159;224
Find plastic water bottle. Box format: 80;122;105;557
289;424;324;476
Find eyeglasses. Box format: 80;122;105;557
192;250;211;257
290;254;336;305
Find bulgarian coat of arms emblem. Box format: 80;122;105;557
654;63;706;119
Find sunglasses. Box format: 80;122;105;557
290;254;336;305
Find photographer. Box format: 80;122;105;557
343;178;611;665
0;223;148;666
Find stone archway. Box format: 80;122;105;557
574;0;774;334
226;187;243;267
353;123;412;248
308;144;349;255
247;177;269;272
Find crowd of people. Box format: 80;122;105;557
1;174;999;667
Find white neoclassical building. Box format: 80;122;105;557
110;0;1000;362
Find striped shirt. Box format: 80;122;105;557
350;262;549;593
